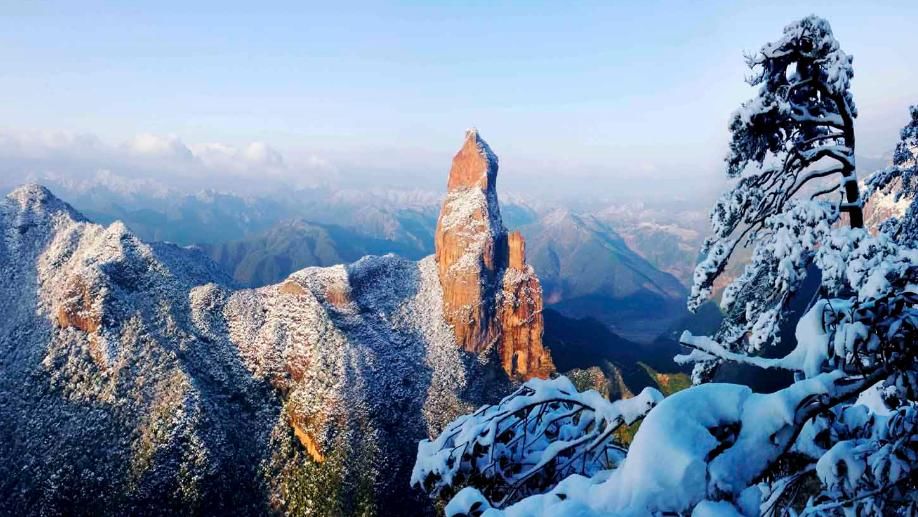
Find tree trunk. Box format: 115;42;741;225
837;95;864;229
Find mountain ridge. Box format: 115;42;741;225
0;131;551;515
0;181;502;514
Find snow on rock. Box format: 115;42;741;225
1;183;279;514
434;130;554;380
498;231;555;380
217;252;505;511
435;129;508;354
0;178;518;514
0;129;557;513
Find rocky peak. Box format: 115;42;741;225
434;130;505;355
9;183;56;207
434;131;554;380
446;128;499;191
6;183;86;226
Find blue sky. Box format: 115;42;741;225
1;1;916;201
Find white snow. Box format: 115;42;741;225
413;376;662;506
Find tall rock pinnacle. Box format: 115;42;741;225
434;130;554;380
434;129;504;353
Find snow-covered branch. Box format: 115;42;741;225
412;377;662;508
443;369;903;516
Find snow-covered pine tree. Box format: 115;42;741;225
686;15;865;383
415;17;917;516
672;104;918;514
867;105;918;246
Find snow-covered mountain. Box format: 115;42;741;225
592;202;708;286
1;139;549;517
25;173;441;249
0;185;458;514
0;136;710;515
864;177;912;233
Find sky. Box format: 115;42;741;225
1;1;916;203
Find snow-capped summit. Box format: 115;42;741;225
6;182;86;226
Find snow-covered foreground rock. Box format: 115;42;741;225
0;131;556;517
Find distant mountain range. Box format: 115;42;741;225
200;219;429;287
521;210;690;342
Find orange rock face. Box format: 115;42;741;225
507;230;526;271
434;130;554;380
278;280;306;296
434;129;504;354
324;284;350;308
446;129;499;192
54;276;109;366
499;233;555;379
55;277;100;334
286;410;327;464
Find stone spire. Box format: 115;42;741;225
434;130;554;379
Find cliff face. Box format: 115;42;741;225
434;129;504;353
434;131;554;380
499;231;554;379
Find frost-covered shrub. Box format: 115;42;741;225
411;376;661;509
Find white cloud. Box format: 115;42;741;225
126;133;194;161
0;129;106;160
243;142;284;167
0;129;334;193
189;141;286;175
